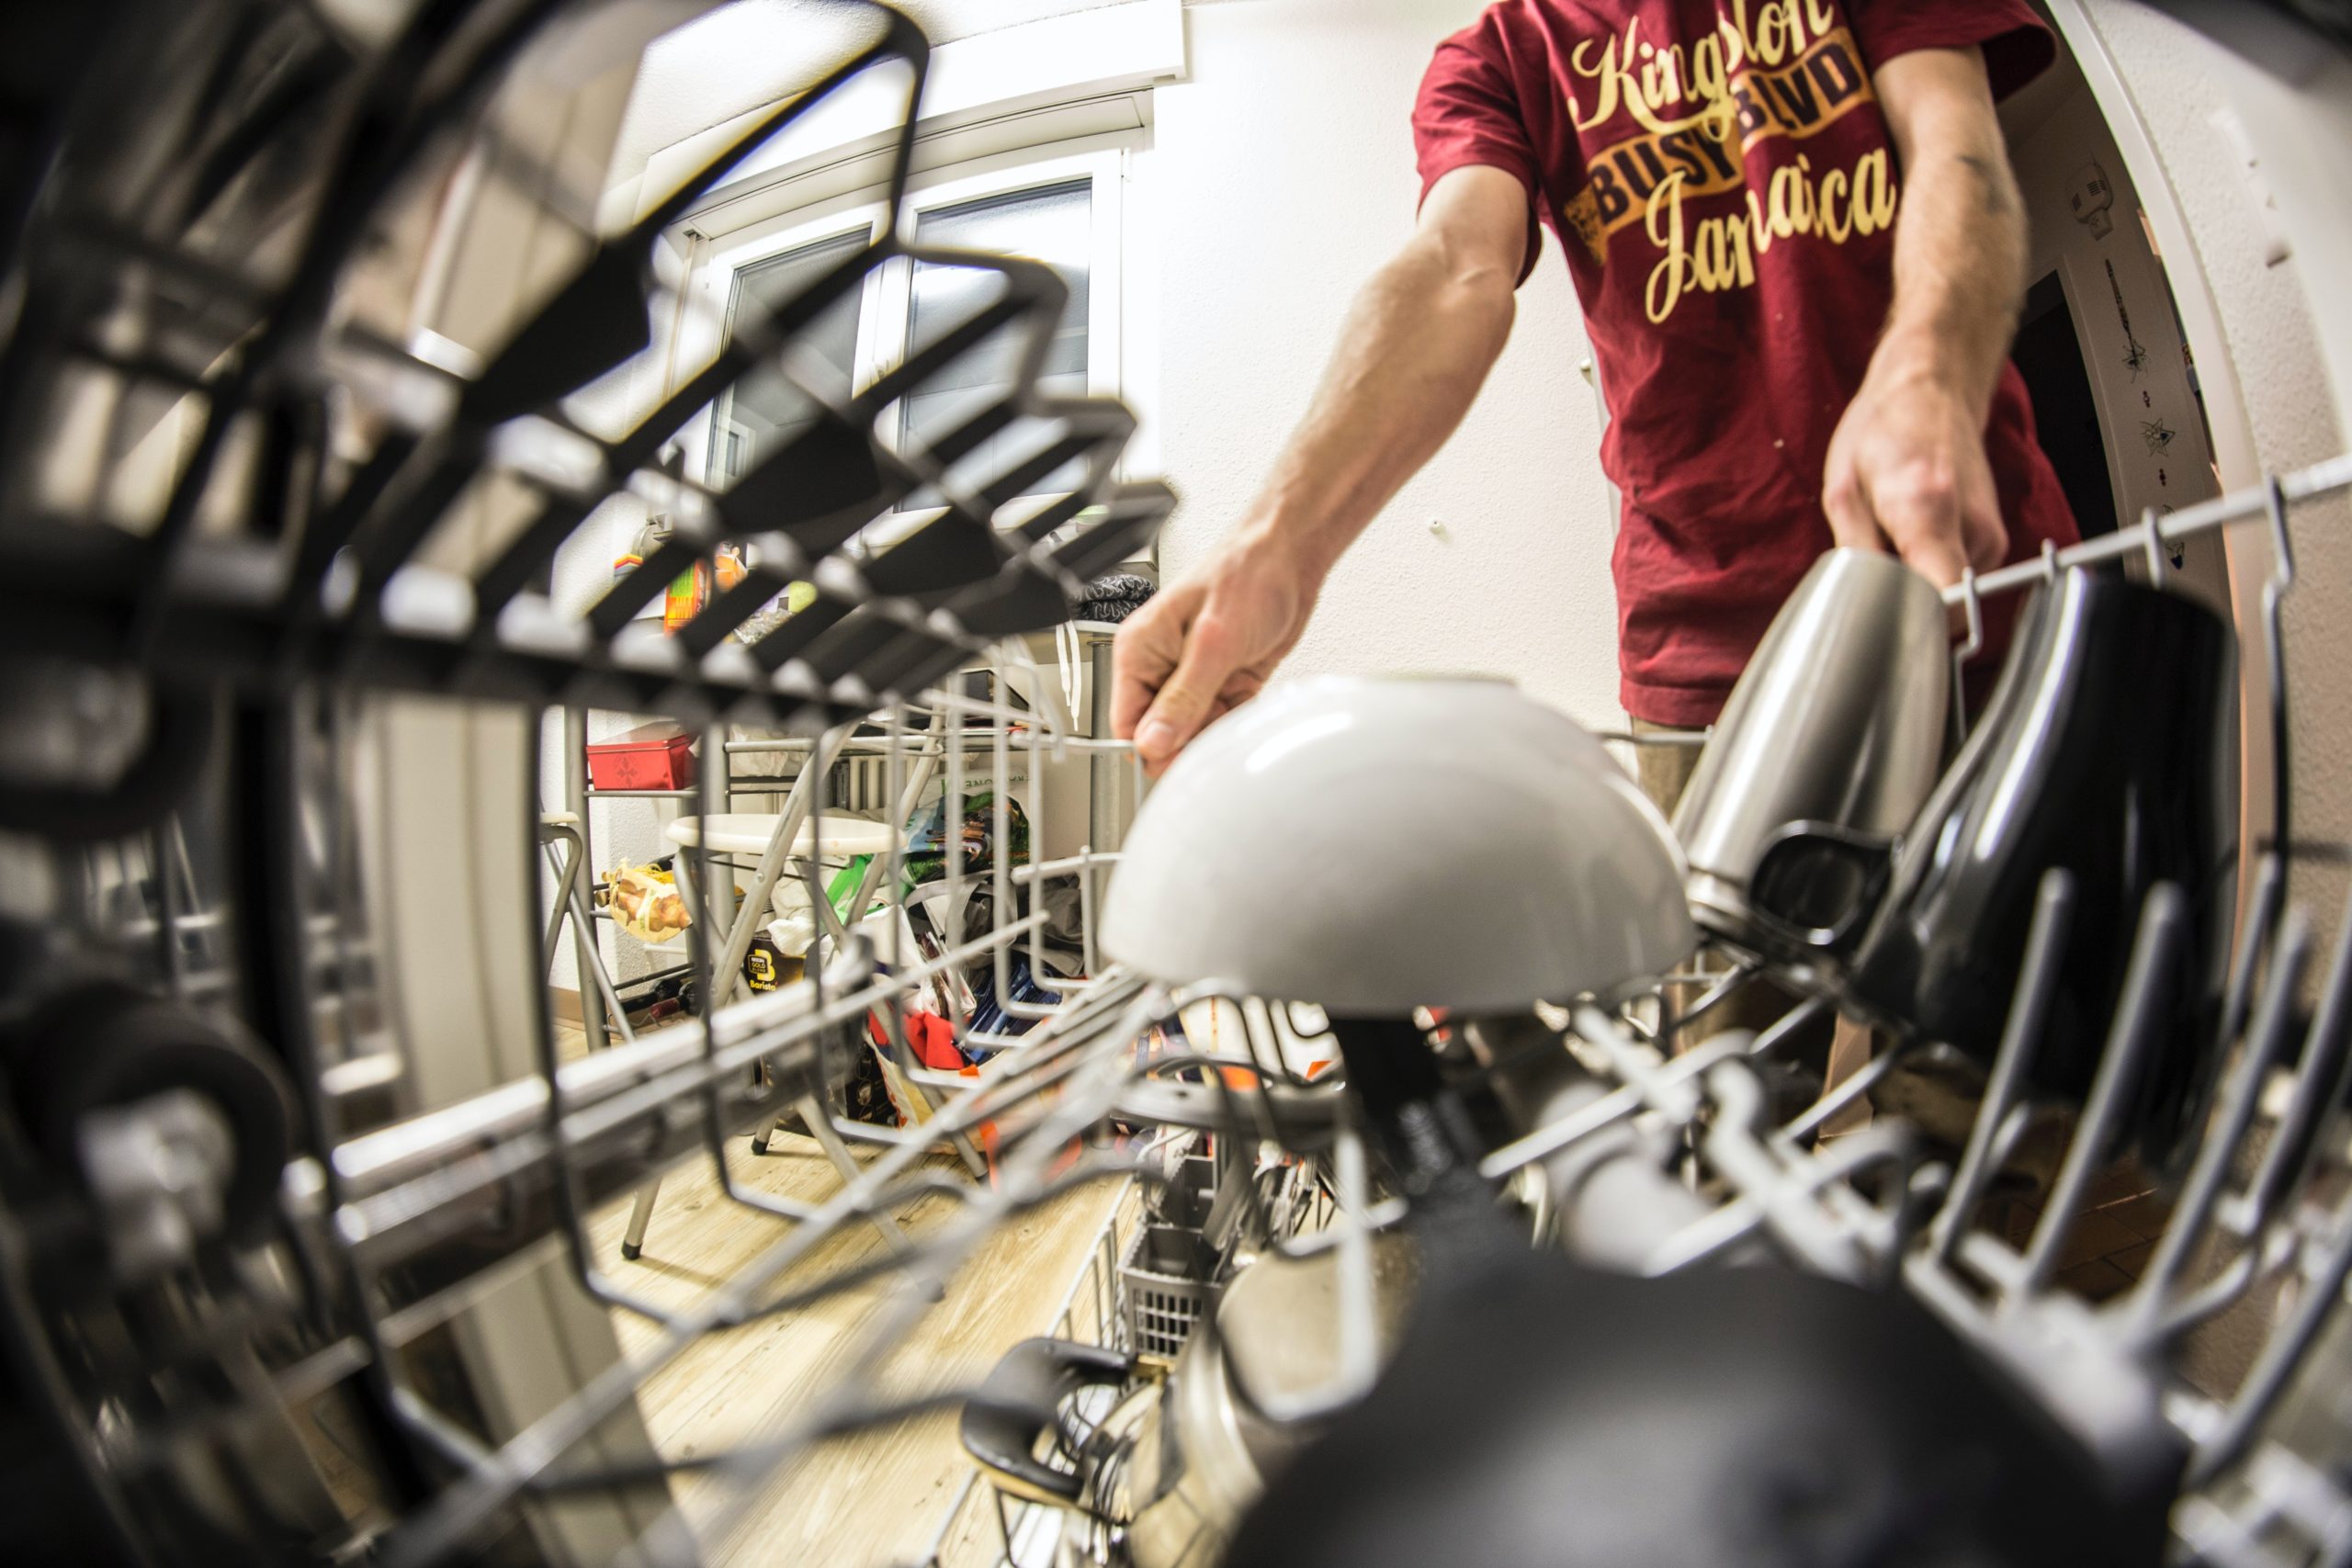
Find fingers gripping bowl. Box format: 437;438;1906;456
1099;676;1697;1014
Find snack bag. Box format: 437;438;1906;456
603;863;691;944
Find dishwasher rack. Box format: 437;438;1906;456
6;3;2352;1566
0;1;1178;1562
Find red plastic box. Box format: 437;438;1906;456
586;722;696;791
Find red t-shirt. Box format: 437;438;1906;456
1414;0;2080;726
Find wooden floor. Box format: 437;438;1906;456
574;1071;1126;1567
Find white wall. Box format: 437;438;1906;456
1152;0;1624;731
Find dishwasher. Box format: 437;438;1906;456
0;4;2349;1567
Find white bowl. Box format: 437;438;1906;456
1101;676;1696;1015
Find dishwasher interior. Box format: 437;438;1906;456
3;3;2352;1566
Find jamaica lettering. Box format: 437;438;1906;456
1639;149;1897;321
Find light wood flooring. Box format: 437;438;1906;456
563;1026;1128;1566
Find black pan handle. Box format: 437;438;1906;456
1747;820;1897;958
959;1337;1136;1505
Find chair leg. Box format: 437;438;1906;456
750;1112;788;1156
571;882;634;1044
539;828;586;982
619;1179;660;1260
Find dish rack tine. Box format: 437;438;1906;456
2123;908;2315;1348
2140;505;2170;581
2235;876;2352;1237
1745;993;1835;1059
990;677;1018;1020
2260;473;2299;860
860;707;988;1176
2018;883;2188;1295
1244;1122;1384;1425
2186;1190;2352;1490
1668;957;1763;1046
1929;867;2075;1264
1780;1034;1924;1143
735;727;910;1246
2218;856;2290;1077
1949;565;1984;753
620;727;880;1266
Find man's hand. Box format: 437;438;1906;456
1108;164;1527;774
1112;533;1320;774
1826;45;2028;588
1822;360;2007;586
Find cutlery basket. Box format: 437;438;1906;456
1120;1153;1222;1359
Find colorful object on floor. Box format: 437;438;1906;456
865;1007;964;1072
965;951;1065;1057
744;932;801;993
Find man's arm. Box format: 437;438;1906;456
1111;164;1528;773
1822;46;2029;587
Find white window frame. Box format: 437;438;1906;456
672;139;1129;513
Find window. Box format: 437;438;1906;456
686;147;1124;527
707;228;870;491
901;180;1093;502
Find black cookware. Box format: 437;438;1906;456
1750;566;2237;1169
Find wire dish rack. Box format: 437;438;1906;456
6;3;2352;1568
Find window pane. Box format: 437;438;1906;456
902;181;1091;504
709;228;868;490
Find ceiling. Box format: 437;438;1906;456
609;0;1136;183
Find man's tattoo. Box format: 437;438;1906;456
1956;152;2017;217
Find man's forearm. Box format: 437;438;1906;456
1870;78;2028;412
1242;232;1517;582
1109;166;1527;772
1822;50;2023;581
